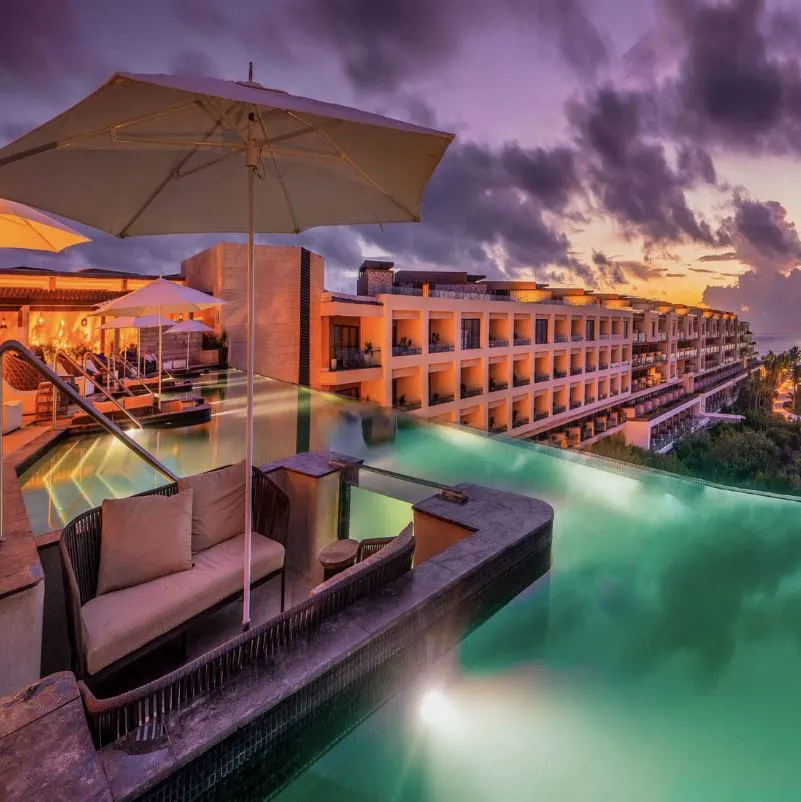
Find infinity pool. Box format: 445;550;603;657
20;370;801;800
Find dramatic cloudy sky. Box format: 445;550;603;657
2;0;801;333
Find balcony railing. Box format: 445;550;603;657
490;423;508;434
599;363;609;370
460;386;482;399
570;400;582;409
462;338;481;350
513;337;531;346
554;334;569;343
585;396;596;404
535;335;549;345
489;339;509;348
599;334;610;341
512;416;529;428
534;410;549;420
535;373;550;383
584;365;596;373
396;399;422;411
392;345;422;357
488;381;508;392
570;367;583;376
429;392;455;406
571;334;582;342
553;405;567;415
330;347;382;371
553;370;567;379
513;376;530;387
429;342;455;353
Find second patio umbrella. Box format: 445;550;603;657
166;318;214;372
91;278;223;405
0;69;453;626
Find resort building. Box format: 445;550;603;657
0;248;758;455
315;260;758;453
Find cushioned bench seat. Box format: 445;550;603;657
81;532;284;676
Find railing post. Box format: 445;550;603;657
329;458;360;541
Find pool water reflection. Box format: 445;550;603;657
20;370;801;800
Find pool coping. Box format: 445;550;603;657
0;428;66;600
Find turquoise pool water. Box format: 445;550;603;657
20;370;801;799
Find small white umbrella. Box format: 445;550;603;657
166;318;214;372
0;68;453;626
90;278;223;405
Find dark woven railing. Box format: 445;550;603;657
78;527;415;747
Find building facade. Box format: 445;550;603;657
316;261;758;453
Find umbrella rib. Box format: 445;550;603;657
284;109;420;221
117;100;237;238
0;100;202;168
18;215;58;252
256;109;301;233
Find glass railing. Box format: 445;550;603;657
330;347;381;370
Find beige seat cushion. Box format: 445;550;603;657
82;532;285;675
96;489;194;595
177;461;246;552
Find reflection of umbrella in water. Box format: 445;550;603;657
0;68;454;626
166;318;214;372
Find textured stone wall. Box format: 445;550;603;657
182;243;323;385
358;268;394;297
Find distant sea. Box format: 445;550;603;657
752;334;801;356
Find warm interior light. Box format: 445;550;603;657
0;317;7;330
81;317;88;327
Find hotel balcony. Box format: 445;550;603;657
535;373;550;383
513;337;531;347
397;399;422;411
329;346;381;371
534;409;550;421
570;367;583;376
392;343;422;357
569;400;582;410
553;370;567;380
489;338;509;348
513;375;531;387
554;334;569;343
488;379;508;393
460;385;482;399
429;392;455;407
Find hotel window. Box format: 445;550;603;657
623;320;629;339
461;318;480;349
333;324;359;351
585;319;595;342
535;319;548;344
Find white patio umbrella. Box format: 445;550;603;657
0;68;453;626
90;278;223;405
166;318;214;372
100;314;174;381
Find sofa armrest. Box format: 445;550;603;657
252;467;290;548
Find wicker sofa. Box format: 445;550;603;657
79;523;416;746
60;466;289;684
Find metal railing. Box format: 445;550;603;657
0;340;177;541
57;350;143;430
111;350;156;396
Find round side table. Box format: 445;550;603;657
319;538;359;580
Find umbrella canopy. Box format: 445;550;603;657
165;319;214;335
0;72;453;235
91;277;223;317
167;319;215;371
90;278;223;403
100;314;173;330
0;69;453;627
0;198;90;252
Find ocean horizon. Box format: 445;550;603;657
753;333;801;355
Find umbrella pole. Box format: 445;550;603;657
158;307;163;410
243;159;256;630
